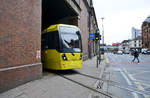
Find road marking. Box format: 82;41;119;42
131;70;150;76
121;68;139;98
122;68;128;74
132;92;139;98
125;69;150;89
125;69;149;98
143;85;150;89
108;62;150;65
135;82;145;91
143;94;150;98
120;69;132;85
128;74;136;81
128;74;148;97
133;79;150;88
134;82;149;98
123;68;150;98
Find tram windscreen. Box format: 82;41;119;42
59;26;82;53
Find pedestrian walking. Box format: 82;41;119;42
132;50;140;63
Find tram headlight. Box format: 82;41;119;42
62;54;68;61
80;54;82;60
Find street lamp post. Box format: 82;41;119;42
135;29;136;49
101;17;104;45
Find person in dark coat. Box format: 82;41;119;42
132;50;140;63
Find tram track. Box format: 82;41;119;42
57;72;116;98
44;69;115;98
72;71;150;95
45;69;150;98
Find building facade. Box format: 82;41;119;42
0;0;42;93
78;0;98;59
121;40;130;53
142;16;150;49
129;38;142;50
0;0;99;92
132;27;141;39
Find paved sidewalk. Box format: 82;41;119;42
0;56;107;98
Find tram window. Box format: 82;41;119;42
61;33;81;52
47;32;59;49
42;34;48;50
42;31;59;50
59;26;82;53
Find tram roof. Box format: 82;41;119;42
42;24;79;34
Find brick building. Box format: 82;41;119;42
142;16;150;49
78;0;98;59
0;0;42;93
0;0;98;92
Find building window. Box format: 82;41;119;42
88;12;91;31
90;0;93;6
148;23;150;27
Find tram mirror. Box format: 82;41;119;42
76;31;80;35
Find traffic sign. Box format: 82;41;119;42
89;33;95;39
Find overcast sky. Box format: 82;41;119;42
93;0;150;45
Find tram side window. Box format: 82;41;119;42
42;34;48;50
42;32;59;50
48;32;59;49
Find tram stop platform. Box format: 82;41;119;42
0;55;108;98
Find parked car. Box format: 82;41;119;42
141;48;150;54
145;50;150;54
113;48;118;54
117;50;123;55
123;50;130;54
141;48;147;54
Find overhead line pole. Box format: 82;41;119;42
101;17;104;45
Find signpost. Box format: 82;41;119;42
89;32;101;68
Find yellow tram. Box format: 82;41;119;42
42;24;83;70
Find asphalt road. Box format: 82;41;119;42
103;53;150;98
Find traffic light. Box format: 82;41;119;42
99;34;101;40
95;33;101;40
